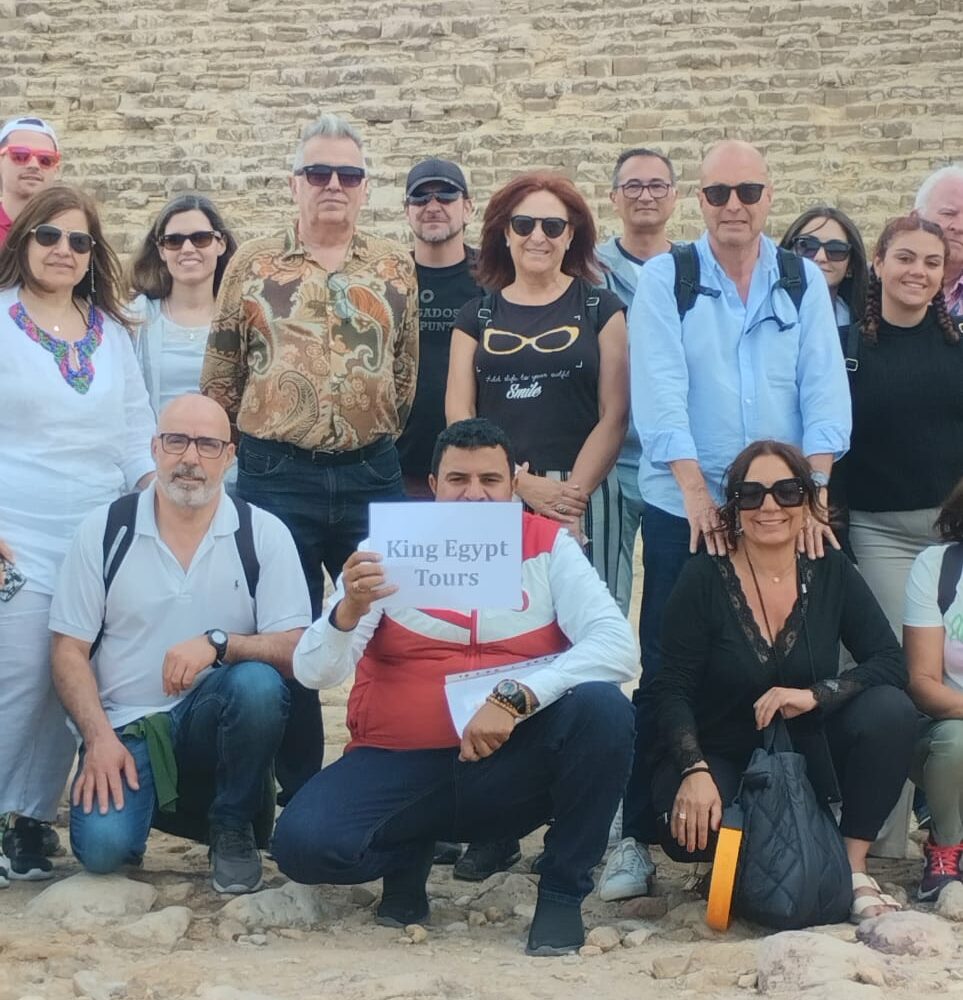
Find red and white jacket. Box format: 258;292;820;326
294;513;638;751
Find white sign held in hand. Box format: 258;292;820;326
368;501;523;609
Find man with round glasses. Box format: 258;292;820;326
0;116;61;246
201;114;418;803
397;157;482;499
49;394;311;893
617;139;851;899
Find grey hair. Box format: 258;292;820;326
611;147;676;189
292;114;366;172
915;163;963;212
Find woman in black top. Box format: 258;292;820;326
845;215;962;641
651;440;916;923
446;171;628;595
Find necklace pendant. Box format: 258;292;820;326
772;575;780;584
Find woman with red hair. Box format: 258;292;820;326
446;171;628;594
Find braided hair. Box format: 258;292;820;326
863;213;959;346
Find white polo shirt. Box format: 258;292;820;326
49;483;312;728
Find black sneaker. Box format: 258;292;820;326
40;823;63;857
526;894;585;956
918;837;962;902
2;817;54;881
376;841;433;928
209;824;262;894
453;837;521;882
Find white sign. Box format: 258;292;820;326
367;501;523;610
444;656;558;737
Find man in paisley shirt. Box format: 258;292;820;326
200;113;418;803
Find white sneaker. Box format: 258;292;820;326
598;837;655;901
607;801;624;849
0;853;9;889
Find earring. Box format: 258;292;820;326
734;511;743;537
505;239;510;247
89;260;95;297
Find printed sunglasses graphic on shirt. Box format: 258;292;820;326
482;325;579;355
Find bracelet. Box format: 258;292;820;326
681;764;711;779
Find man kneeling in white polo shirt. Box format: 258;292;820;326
49;394;312;894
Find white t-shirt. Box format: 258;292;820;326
904;542;963;694
49;484;312;727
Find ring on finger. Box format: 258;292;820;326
677;811;687;821
556;503;569;515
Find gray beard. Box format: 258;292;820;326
158;464;220;509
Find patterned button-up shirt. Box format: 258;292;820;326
201;224;419;451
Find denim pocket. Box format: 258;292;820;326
239;440;290;478
361;448;402;486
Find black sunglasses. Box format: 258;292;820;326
158;433;230;459
732;478;806;510
509;215;568;239
791;234;852;262
701;183;767;207
406;187;462;206
295;163;366;189
30;224;95;254
157;230;221;250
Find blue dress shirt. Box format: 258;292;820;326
629;232;851;519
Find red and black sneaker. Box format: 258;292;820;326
918;837;962;902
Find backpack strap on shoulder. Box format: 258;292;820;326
938;542;963;617
775;248;807;312
671;242;720;319
581;278;601;332
844;321;861;373
231;496;260;600
476;292;494;328
91;491;140;657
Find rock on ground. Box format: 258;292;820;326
114;906;193;949
197;988;282;1000
856;911;955;957
937;881;963;922
585;925;621;951
218;882;329;930
27;873;157;930
757;930;885;992
72;970;128;1000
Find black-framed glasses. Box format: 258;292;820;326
701;183;767;207
406;186;462;206
294;164;366;189
615;179;673;200
158;433;230;459
30;224;95;254
509;215;568;239
157;230;221;250
732;478;806;510
791;234;852;262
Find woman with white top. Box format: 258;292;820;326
0;185;155;884
129;194;236;415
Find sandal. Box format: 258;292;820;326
850;871;902;924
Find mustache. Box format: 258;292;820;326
170;462;206;482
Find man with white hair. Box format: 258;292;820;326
50;394;311;893
0;115;61;245
916;164;963;319
201;115;419;799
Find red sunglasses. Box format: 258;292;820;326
0;146;61;169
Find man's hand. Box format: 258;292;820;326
753;686;818;729
681;481;725;555
334;551;399;631
73;731;139;815
459;701;516;762
162;635;218;695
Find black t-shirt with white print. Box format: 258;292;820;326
454;279;624;470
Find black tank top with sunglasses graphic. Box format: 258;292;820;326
455;279;623;470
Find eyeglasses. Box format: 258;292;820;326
30;224;95;254
294;164;366;189
791;234;852;262
0;146;61;169
406;187;462;206
157;230;221;250
701;183;767;207
509;215;569;239
158;433;230;459
615;179;673;200
732;478;806;510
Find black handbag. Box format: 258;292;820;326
707;717;851;931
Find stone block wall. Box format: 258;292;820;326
2;0;960;257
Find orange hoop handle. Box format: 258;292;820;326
706;824;743;931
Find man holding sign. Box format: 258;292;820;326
272;419;637;957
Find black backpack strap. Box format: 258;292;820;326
938;542;963;617
91;492;140;657
581;278;601;332
671;242;720;319
775;248;807;312
844;322;861;374
231;496;260;600
476;292;494;328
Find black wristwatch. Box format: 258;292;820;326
487;679;537;718
205;628;229;667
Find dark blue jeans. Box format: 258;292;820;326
237;433;404;801
272;682;634;905
623;502;693;843
70;661;289;874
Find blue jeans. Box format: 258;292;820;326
237;433;404;801
272;682;634;905
623;503;693;843
70;661;289;874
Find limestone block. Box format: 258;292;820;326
26;874;157;931
218;882;330;930
113;906;193;950
756;931;885;992
856;911;956;957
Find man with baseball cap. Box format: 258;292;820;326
0;116;61;246
397;157;482;499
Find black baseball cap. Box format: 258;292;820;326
405;158;469;198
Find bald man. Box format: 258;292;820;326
50;394;312;893
601;141;851;901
